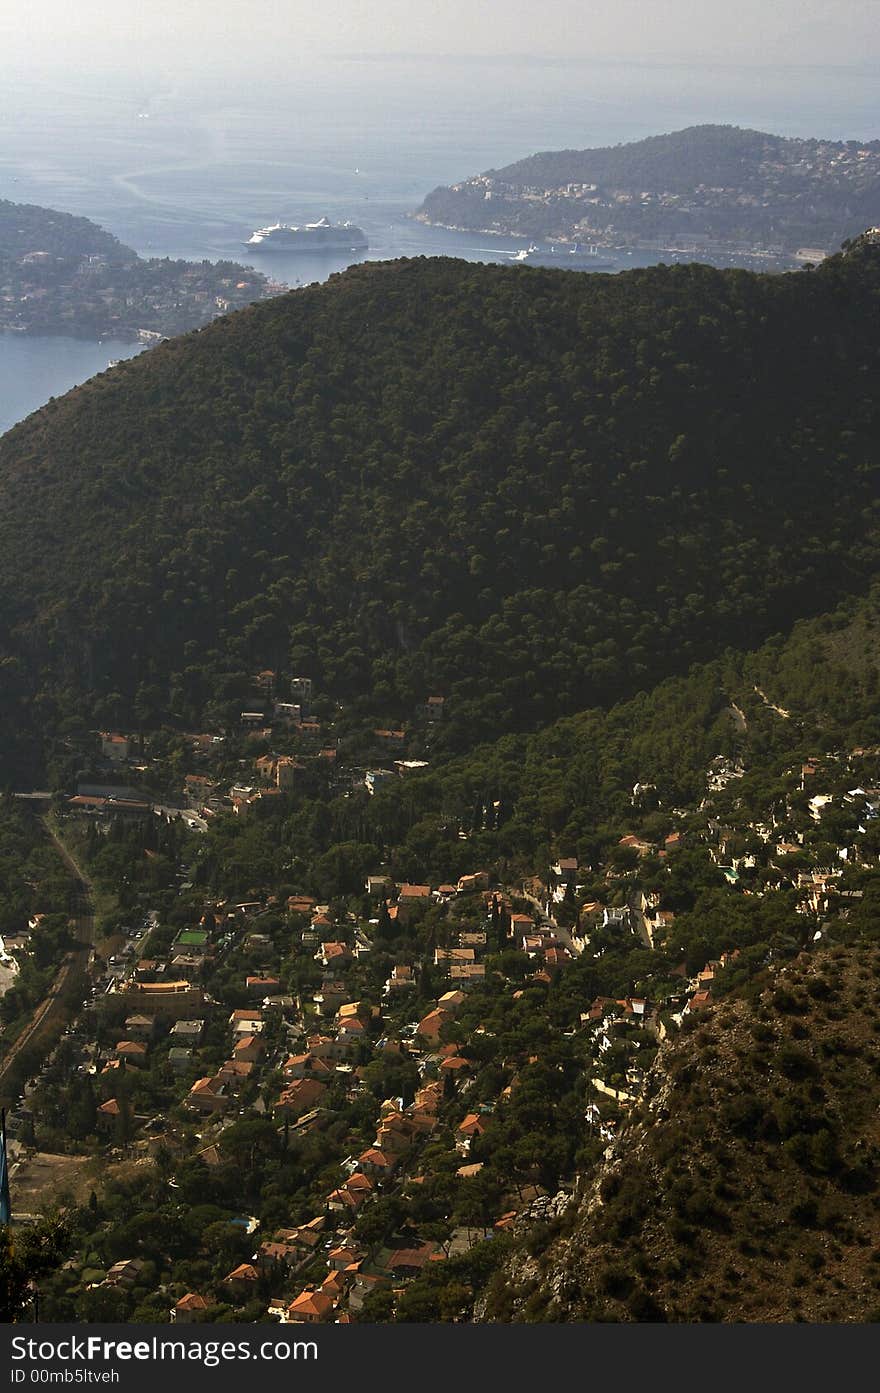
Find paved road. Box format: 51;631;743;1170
517;886;582;957
627;891;654;950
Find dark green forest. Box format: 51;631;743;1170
0;236;879;782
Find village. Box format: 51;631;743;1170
417;137;880;263
0;247;275;341
1;659;879;1321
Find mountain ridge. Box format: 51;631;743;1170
0;240;879;777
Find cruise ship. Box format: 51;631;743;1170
244;217;368;253
508;243;613;271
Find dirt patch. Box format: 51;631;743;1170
9;1150;99;1212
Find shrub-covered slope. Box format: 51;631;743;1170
1;240;879;761
484;946;880;1323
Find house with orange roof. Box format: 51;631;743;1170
375;1114;418;1155
396;883;432;924
254;754;277;782
223;1263;260;1295
374;729;405;748
283;1052;335;1082
171;1292;210;1324
618;834;653;856
286;1288;334;1324
246;975;281;998
229;1007;264;1026
185;1076;231;1115
416;1006;452;1046
544;946;572;970
328;1244;363;1271
457;871;489;893
287;894;317;915
321;1270;348;1302
275;1077;328;1119
439;1055;472;1079
320;941;352;968
337;999;371;1022
327;1171;374;1213
277;1221;324;1252
379;1240;442;1276
455;1112;489;1152
356;1147;397;1179
345;1171;374;1198
684;990;713;1015
257;1241;299;1271
448;962;485;985
436;990;466;1013
96;1098;121;1131
336;1018;370;1054
234;1034;265;1064
100;732;130;763
215;1059;255;1092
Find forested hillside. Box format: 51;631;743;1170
416;125;880;253
0;237;879;779
0;198;132;263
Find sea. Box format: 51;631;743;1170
1;53;878;438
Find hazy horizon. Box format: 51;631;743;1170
4;0;880;80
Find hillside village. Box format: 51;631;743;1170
0;199;276;341
3;650;879;1322
0;251;275;342
417;131;880;263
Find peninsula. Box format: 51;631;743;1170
415;124;880;266
0;197;276;341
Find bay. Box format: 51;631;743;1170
0;338;145;438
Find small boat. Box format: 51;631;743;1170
508;243;613;272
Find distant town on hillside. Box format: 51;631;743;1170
415;124;880;267
0;198;277;342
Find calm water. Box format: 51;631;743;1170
1;55;878;437
0;339;145;438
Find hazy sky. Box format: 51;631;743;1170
3;0;879;75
